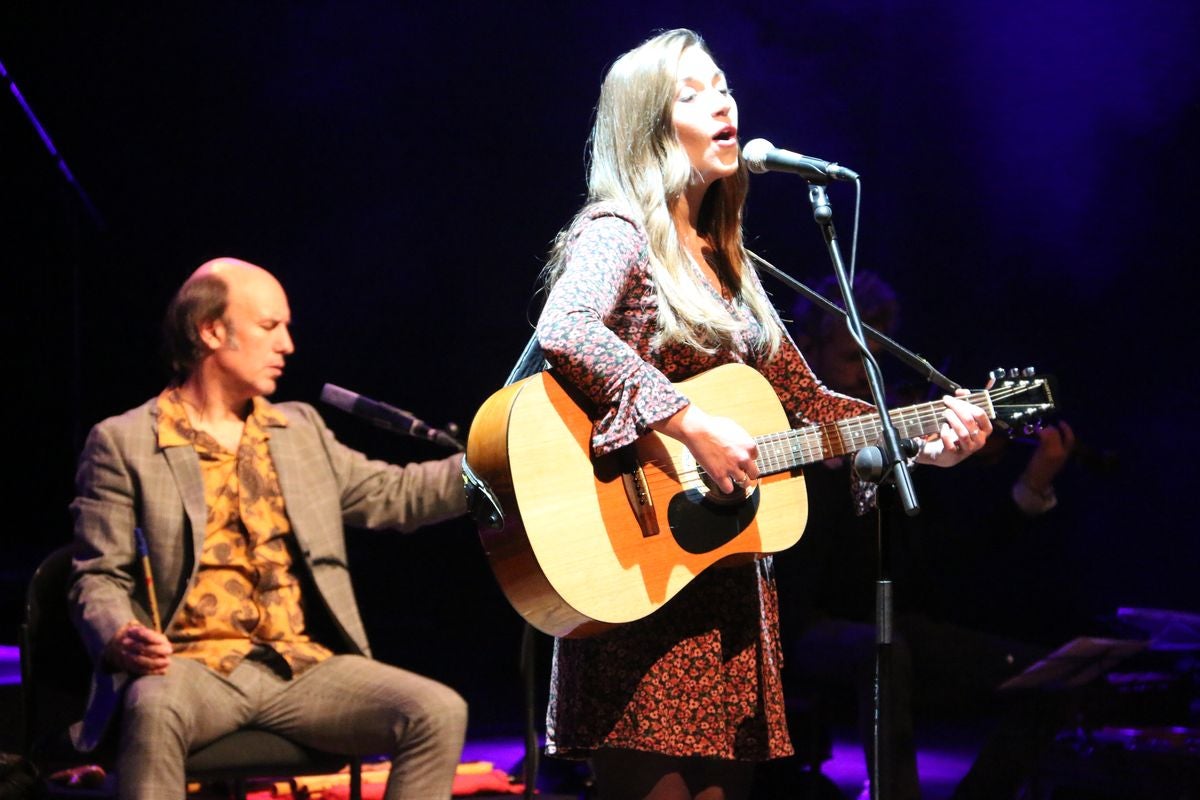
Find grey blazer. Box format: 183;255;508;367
67;397;467;751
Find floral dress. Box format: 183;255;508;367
537;202;871;761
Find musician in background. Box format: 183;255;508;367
534;29;989;800
68;258;468;800
775;271;1075;800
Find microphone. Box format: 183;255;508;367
742;138;859;183
320;384;464;451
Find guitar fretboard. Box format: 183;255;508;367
755;391;997;475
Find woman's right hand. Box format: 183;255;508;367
654;404;759;494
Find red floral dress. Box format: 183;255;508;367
537;202;871;761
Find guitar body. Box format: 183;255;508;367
467;360;1056;638
466;363;808;638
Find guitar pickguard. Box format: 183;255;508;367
667;489;761;554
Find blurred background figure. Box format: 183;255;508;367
773;272;1076;800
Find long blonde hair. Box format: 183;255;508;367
545;28;781;356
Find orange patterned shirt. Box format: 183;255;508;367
157;389;332;676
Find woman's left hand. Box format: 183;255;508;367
915;390;993;467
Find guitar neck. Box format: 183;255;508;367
756;391;995;474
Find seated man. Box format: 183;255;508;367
68;258;469;800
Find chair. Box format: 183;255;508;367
20;544;363;799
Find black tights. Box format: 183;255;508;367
590;749;755;800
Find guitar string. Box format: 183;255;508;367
613;382;1048;492
629;385;1039;485
631;386;1011;478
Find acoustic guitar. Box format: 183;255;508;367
464;363;1054;638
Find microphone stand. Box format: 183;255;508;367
3;59;106;451
503;333;549;800
802;182;919;800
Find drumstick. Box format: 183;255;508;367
133;527;162;633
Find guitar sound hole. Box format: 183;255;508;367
667;489;761;554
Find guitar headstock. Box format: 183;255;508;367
985;367;1058;433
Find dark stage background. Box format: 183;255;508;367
2;2;1197;736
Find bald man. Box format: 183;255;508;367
68;259;469;800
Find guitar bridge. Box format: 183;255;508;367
619;450;659;538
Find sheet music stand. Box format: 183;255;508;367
999;637;1147;692
1115;607;1200;651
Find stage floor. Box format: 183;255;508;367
464;721;980;800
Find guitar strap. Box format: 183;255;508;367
505;331;547;386
462;331;546;528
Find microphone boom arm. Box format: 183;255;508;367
747;251;962;394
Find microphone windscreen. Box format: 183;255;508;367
319;383;357;412
741;138;774;174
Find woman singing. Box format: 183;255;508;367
535;28;990;800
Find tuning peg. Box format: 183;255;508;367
1008;367;1020;378
1022;366;1036;377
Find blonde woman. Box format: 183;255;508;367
536;29;989;800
